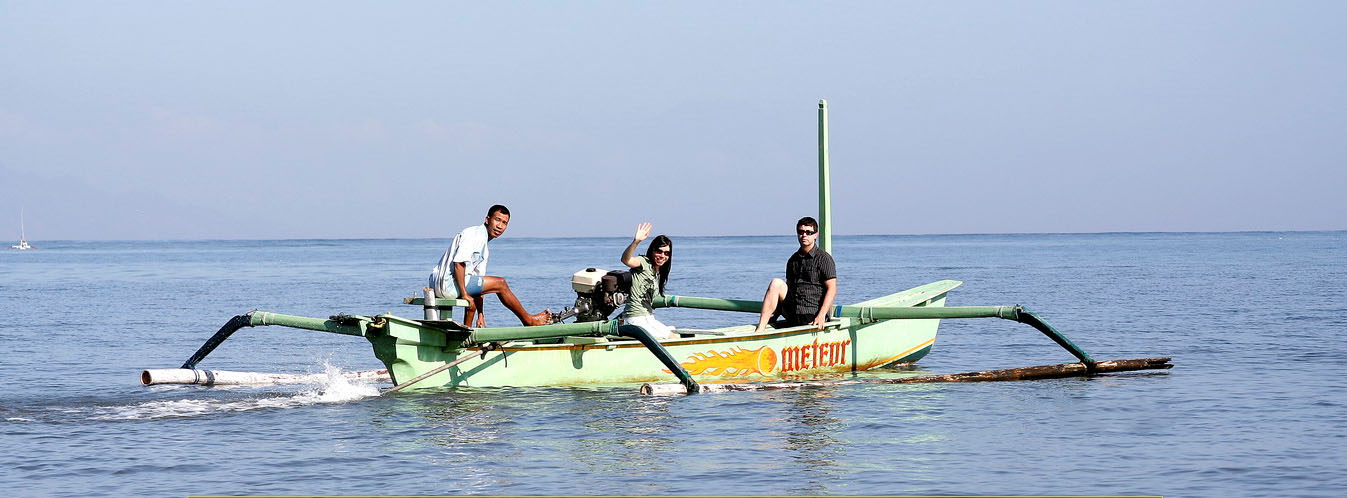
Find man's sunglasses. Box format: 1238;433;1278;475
797;229;817;236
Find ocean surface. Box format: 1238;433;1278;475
1;232;1344;497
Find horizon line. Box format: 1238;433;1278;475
11;228;1343;243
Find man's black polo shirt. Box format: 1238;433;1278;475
783;246;836;321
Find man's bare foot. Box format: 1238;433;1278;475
525;309;553;326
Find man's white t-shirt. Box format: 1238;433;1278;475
429;224;489;297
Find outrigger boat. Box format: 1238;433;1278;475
144;101;1170;394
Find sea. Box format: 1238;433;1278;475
1;232;1343;497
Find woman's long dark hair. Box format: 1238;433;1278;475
645;234;672;295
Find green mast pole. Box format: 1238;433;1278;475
818;99;833;254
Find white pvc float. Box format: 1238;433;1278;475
141;368;390;386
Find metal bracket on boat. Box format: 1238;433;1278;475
192;368;217;386
852;306;878;325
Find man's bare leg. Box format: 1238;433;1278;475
480;276;552;326
464;295;486;328
755;278;789;332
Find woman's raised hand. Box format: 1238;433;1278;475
634;222;652;242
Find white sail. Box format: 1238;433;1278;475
10;208;32;250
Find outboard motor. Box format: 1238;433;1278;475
553;268;631;323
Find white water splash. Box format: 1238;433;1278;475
309;362;382;402
93;361;382;421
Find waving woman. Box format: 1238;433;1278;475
620;222;675;339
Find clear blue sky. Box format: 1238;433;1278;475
2;1;1343;240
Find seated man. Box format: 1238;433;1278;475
428;204;551;327
755;216;837;332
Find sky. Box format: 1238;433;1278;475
1;1;1344;240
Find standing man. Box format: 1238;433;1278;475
754;217;837;332
429;205;552;327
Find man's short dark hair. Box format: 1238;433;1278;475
796;217;818;231
488;205;511;218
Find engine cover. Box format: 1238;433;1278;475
571;267;608;293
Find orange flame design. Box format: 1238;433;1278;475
668;346;778;377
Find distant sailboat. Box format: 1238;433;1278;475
10;209;34;250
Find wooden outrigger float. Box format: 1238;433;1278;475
143;101;1171;394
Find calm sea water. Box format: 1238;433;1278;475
1;232;1344;497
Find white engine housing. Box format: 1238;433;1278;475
571;268;609;293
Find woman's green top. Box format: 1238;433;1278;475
622;256;661;318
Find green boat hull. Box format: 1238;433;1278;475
369;280;960;388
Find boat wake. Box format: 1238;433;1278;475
94;363;381;421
